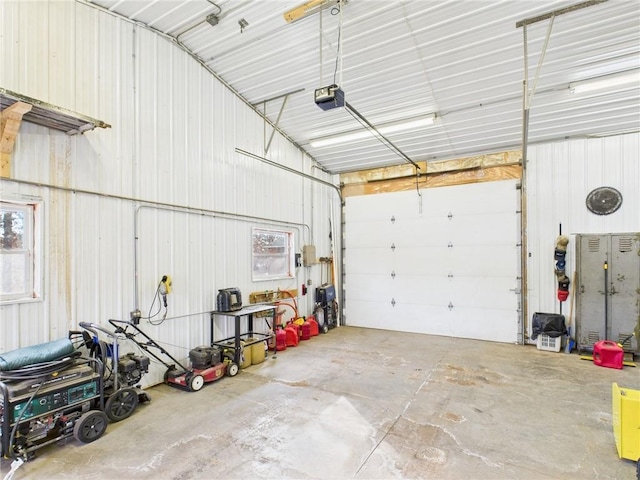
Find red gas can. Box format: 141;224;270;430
287;322;302;340
275;328;287;351
306;315;319;336
301;321;311;340
284;326;299;347
593;340;623;369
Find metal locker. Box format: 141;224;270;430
575;233;640;355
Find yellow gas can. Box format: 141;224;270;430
612;383;640;463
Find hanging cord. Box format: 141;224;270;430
146;279;168;325
415;167;423;214
337;0;343;87
332;16;341;85
5;381;45;463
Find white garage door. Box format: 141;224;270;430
344;180;520;343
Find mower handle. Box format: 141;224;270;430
79;321;125;340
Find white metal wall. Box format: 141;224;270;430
0;1;341;386
526;133;640;339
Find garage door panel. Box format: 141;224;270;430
391;217;452;246
346;301;454;337
390;247;517;278
344;300;398;330
437;181;518;214
346;221;392;247
346;273;397;300
450;277;517;310
346;248;394;274
348;218;452;247
392;276;452;304
391;248;454;276
346;191;415;221
347;276;516;313
446;246;517;277
448;307;518;343
347;274;451;305
448;213;517;245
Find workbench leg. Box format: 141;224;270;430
235;315;242;366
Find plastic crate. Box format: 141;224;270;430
612;383;640;462
536;334;562;352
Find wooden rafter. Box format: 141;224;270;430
1;101;32;178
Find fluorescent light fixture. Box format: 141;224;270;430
284;0;342;23
310;115;436;148
569;69;640;94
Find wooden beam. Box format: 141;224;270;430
1;101;32;177
340;150;522;197
342;164;522;197
249;289;299;304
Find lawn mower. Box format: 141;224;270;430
106;319;239;392
73;321;151;422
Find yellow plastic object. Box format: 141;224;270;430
293;317;305;326
612;383;640;461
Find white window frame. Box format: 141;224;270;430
0;199;43;304
252;227;295;281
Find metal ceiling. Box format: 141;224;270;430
85;0;640;173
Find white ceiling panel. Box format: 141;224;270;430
86;0;640;173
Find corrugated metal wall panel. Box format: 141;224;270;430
526;133;640;340
0;1;339;387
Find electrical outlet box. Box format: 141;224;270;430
162;275;172;294
302;245;317;266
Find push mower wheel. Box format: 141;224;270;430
73;410;108;443
188;373;205;392
226;363;239;377
105;387;139;422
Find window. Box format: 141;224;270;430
252;228;294;281
1;200;41;303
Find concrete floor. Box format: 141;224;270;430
2;326;638;480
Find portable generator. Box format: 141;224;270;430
0;354;107;461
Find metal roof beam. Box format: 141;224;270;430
516;0;607;28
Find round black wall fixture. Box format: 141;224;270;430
585;187;623;215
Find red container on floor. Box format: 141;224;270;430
284;326;299;347
306;315;319;336
301;321;311;340
593;340;623;369
275;328;287;351
287;322;302;340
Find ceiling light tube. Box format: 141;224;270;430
284;0;341;23
310;115;435;148
569;69;640;94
